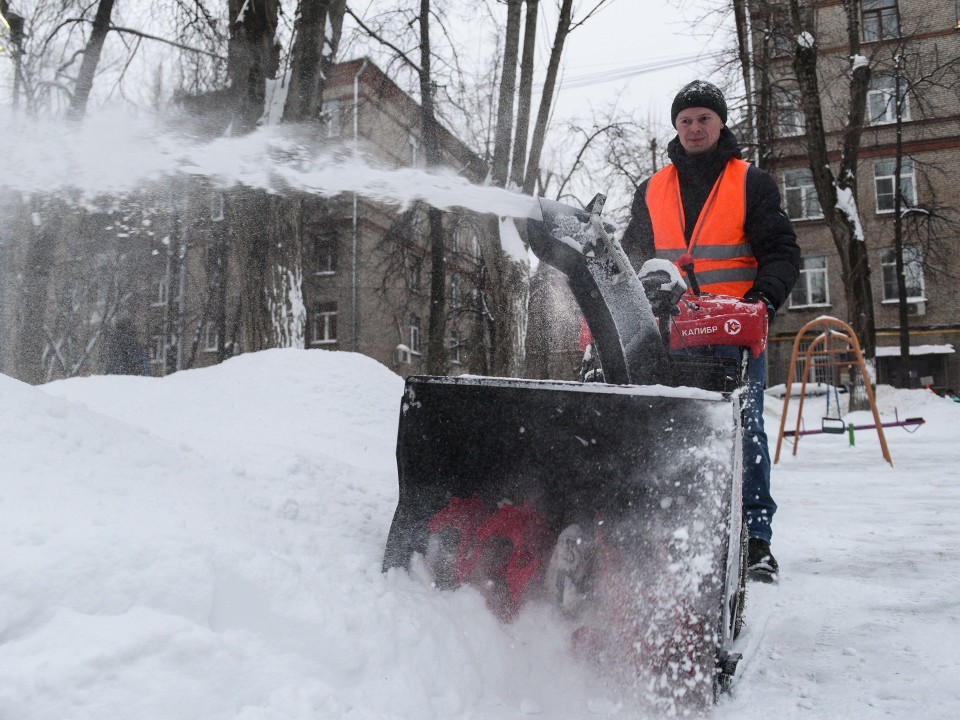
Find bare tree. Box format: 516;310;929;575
783;0;876;361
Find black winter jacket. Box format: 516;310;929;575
621;127;800;310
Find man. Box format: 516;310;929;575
622;80;800;581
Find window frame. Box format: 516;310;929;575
313;233;338;276
409;314;421;355
783;168;823;221
408;255;423;293
450;273;462;308
310;301;338;345
862;0;900;42
448;328;462;365
321;99;341;138
789;255;830;308
409;134;422;168
880;245;925;303
210;192;224;222
867;73;909;125
775;88;806;137
873;157;917;213
203;321;218;353
149;335;165;365
152;277;169;307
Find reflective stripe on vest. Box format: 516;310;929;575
646;158;757;297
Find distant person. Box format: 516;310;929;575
621;80;801;581
102;319;147;376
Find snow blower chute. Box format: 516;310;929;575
383;194;763;708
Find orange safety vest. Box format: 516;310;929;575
646;157;757;298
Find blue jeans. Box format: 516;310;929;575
672;345;776;543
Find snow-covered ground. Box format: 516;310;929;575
3;348;959;719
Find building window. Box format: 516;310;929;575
311;302;338;344
153;277;168;307
789;256;829;307
409;314;421;354
408;255;422;292
322;100;341;138
409;134;422;167
150;335;165;365
210;192;224;222
448;329;462;364
874;157;916;213
775;88;805;137
783;169;822;220
313;234;338;275
203;321;218;352
451;223;461;254
881;246;924;302
868;73;908;125
410;206;430;245
451;222;471;254
863;0;899;42
450;273;462;308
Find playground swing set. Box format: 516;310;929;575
773;316;925;467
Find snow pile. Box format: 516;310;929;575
2;348;960;719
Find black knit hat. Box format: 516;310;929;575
670;80;728;127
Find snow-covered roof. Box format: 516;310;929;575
875;343;955;357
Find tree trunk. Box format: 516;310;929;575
510;0;539;188
283;0;347;123
227;0;280;132
732;0;757;163
418;0;450;375
13;199;63;384
522;0;573;195
491;0;523;187
66;0;115;121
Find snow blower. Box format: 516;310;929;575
383;194;766;709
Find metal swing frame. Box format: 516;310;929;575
774;316;893;466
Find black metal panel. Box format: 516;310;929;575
384;376;737;574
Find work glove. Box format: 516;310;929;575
743;288;777;324
637;259;687;317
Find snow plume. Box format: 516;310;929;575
0;111;539;220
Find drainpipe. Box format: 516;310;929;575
352;58;369;353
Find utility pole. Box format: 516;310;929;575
892;52;911;387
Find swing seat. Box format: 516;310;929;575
821;417;847;434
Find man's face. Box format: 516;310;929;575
675;107;723;155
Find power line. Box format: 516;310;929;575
534;52;722;91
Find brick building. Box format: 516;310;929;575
746;0;960;392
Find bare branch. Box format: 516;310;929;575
345;4;421;73
109;24;226;60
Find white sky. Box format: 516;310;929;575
544;0;734;127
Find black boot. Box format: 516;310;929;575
748;538;779;583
